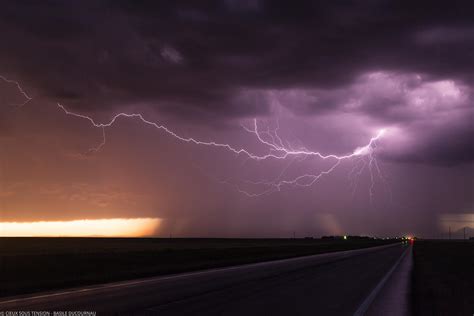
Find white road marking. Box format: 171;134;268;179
0;243;400;306
353;245;410;316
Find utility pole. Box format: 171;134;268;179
449;226;451;240
464;227;466;240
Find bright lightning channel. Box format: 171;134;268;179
0;75;32;107
2;74;388;198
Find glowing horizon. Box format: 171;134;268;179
0;218;161;237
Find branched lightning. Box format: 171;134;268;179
58;102;386;197
229;120;387;197
57;103;384;162
0;75;32;107
2;74;388;199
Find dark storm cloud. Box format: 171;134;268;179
379;117;474;166
0;0;473;164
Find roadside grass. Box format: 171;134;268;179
412;240;474;316
0;237;395;297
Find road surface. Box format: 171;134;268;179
0;243;410;315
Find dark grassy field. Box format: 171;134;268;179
0;237;395;298
412;240;474;316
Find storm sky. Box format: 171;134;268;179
1;0;473;237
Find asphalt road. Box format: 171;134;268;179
0;243;409;316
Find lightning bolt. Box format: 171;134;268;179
0;75;32;107
57;103;384;162
231;125;386;197
2;75;388;199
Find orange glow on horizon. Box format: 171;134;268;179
0;218;161;237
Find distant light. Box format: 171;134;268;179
0;218;161;237
343;235;347;240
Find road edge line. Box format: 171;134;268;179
353;245;410;316
0;242;400;306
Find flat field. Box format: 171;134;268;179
0;237;394;297
412;240;474;315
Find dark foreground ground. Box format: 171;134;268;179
0;243;407;315
0;237;395;297
412;240;474;316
